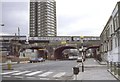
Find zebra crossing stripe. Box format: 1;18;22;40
53;72;66;78
12;71;30;75
1;71;19;75
38;72;53;77
25;71;42;76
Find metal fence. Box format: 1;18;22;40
107;61;120;79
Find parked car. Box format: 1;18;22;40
77;57;85;62
37;58;45;62
68;56;78;60
86;53;91;58
29;58;45;63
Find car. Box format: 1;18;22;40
29;58;45;63
38;58;45;62
77;57;85;62
68;56;78;60
86;53;91;58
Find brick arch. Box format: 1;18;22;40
85;46;100;59
86;46;99;50
54;46;76;59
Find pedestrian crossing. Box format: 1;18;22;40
1;71;19;75
38;72;53;77
12;71;31;75
1;70;67;79
53;72;66;78
25;71;42;76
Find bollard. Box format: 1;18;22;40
82;62;84;72
8;63;11;70
114;62;117;75
107;61;109;69
110;61;112;71
7;59;12;70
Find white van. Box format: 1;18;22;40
68;56;78;60
77;56;85;62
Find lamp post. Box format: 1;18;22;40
80;36;84;72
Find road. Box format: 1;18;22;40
1;60;78;80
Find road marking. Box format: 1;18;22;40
14;76;23;78
1;71;19;75
53;72;66;78
12;71;30;75
26;77;36;79
25;71;42;76
3;75;11;77
38;72;53;77
75;63;81;67
40;78;49;80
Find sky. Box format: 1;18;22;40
1;0;120;36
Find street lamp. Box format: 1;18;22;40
80;36;84;72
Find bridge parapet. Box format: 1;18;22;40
28;36;100;42
28;36;100;48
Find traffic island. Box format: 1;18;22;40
2;63;14;70
2;56;15;70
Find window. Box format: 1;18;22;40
116;14;119;29
113;13;119;31
110;40;113;50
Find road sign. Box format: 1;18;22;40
61;41;66;44
80;36;84;39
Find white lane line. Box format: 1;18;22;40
38;72;53;77
25;71;42;76
12;71;30;75
53;72;66;78
1;71;19;75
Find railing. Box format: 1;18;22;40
0;36;26;41
107;61;120;78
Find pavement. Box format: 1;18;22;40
75;58;118;80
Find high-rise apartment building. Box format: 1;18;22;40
29;0;57;37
